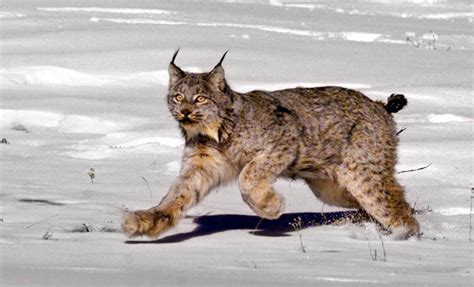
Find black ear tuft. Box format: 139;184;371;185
168;48;185;86
171;48;180;65
208;50;229;91
214;50;229;69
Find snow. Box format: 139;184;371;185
1;109;64;129
38;7;176;15
420;12;474;20
0;66;202;87
437;207;472;216
427;113;472;123
236;82;372;93
90;17;187;26
0;12;24;18
1;0;472;286
0;66;109;86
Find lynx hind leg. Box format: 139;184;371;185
238;154;292;219
337;122;420;239
338;167;419;239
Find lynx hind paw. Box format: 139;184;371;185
390;221;421;240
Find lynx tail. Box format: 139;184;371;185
385;94;408;114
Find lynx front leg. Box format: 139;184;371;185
122;146;236;238
239;151;295;219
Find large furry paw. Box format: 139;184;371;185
122;209;173;238
390;218;421;240
247;192;285;220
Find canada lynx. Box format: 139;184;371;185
122;50;420;240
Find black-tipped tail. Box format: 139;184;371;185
385;94;407;113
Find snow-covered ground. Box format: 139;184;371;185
1;0;472;286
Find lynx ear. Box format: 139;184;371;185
168;48;185;86
207;50;228;91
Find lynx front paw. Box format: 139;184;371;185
122;209;173;238
246;192;285;220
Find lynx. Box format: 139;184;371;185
122;50;420;240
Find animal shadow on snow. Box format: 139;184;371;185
126;211;364;244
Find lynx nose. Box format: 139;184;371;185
181;109;191;118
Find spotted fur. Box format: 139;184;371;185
122;51;420;240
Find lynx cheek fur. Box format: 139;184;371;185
122;50;420;240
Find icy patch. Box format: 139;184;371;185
0;109;63;129
0;11;24;18
437;207;471;216
276;2;473;21
420;12;474;20
0;66;108;86
427;114;472;123
56;200;82;205
199;23;382;43
398;113;472;124
122;70;169;86
58;115;124;134
330;32;382;43
0;66;201;87
62;148;119;160
63;143;177;160
90;17;186;25
377;39;407;44
312;277;382;284
0;239;15;245
235;82;371;92
268;0;283;7
285;4;324;10
119;67;200;85
89;17;391;44
63;131;183;160
38;7;175;15
42;266;122;272
103;132;183;148
0;109;148;134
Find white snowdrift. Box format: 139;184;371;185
0;11;24;18
62;131;183;160
235;82;372;92
420;12;474;20
398;113;472;124
0;66;202;87
102;132;183;148
437;207;472;216
0;109;149;134
0;66;108;86
426;114;472;123
0;109;63;129
38;7;175;15
90;17;388;44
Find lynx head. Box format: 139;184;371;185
167;49;233;143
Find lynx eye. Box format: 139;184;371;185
195;95;208;104
173;94;184;103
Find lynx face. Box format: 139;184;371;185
167;57;232;143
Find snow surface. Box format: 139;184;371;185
0;0;473;286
